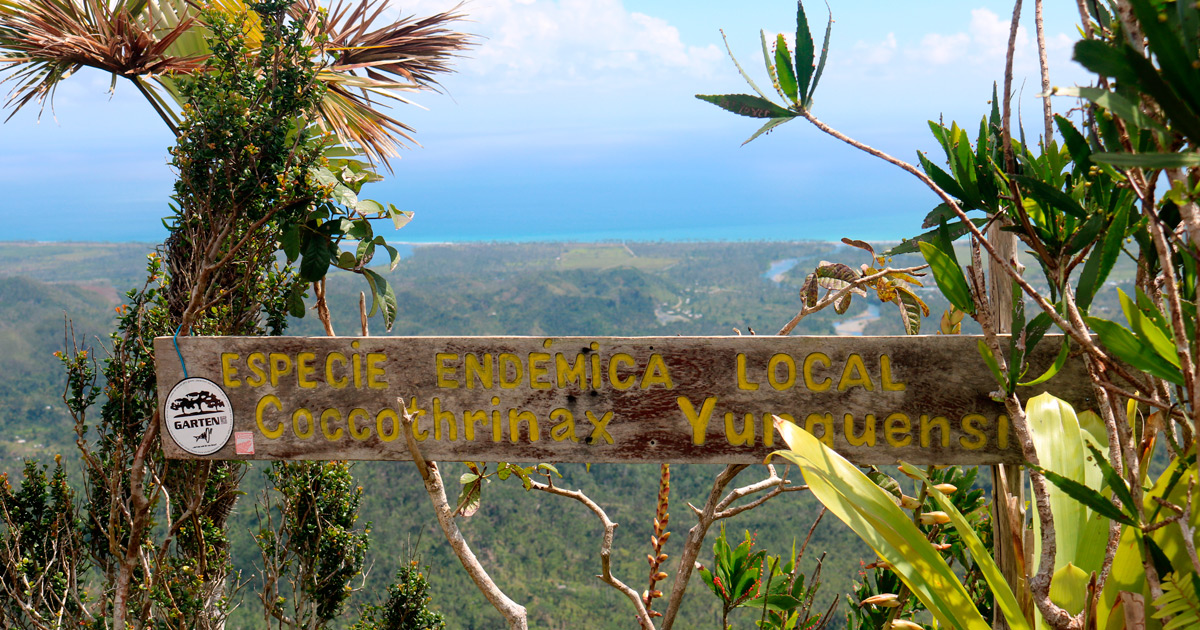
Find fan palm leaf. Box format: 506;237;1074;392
0;0;472;166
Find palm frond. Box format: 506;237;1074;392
0;0;205;123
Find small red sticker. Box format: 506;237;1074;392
235;431;254;455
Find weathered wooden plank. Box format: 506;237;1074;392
153;335;1095;465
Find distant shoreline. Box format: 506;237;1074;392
0;238;906;246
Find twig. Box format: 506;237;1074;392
399;399;528;630
527;480;656;630
777;264;928;335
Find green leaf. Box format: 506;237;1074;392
886;218;988;256
742;117;794;145
1050;563;1091;615
280;224;301;263
1029;463;1133;526
774;34;798;103
1013;174;1087;219
900;463;1033;630
1054;115;1093;170
455;478;482;518
1054;87;1168;139
1072;40;1139;84
1085;441;1138;523
362;269;398;329
1119;289;1179;368
1018;337;1069;387
1091;152;1200;168
894;288;924;335
299;232;332;282
387;205;414;230
1076;200;1129;312
696;94;797;119
917;151;970;204
919;239;975;314
1085;316;1185;385
287;281;307;319
976;339;1005;388
793;0;814;100
770;423;996;630
1128;0;1200;108
806;4;832;105
355;199;384;215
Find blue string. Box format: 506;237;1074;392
173;324;189;379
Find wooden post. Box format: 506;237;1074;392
988;213;1031;628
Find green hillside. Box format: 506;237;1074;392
2;240;1073;629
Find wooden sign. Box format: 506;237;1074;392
153;335;1095;465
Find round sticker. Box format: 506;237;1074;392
164;377;234;456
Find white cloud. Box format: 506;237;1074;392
851;32;896;65
392;0;721;91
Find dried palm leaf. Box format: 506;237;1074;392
0;0;206;127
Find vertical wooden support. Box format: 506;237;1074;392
988;222;1031;628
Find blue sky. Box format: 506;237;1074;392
1;0;1092;243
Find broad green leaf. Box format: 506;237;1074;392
1026;393;1093;574
355;199;384;215
774;34;798;103
455;478;482;517
362;268;398;329
894;288;925;335
770;422;991;630
900;463;1032;630
919;240;975;314
1091;152;1200;168
696;93;797;119
1085;316;1185;385
1128;0;1200;108
1050;563;1090;615
793;0;814;100
299;232;332;282
287;281;306;319
387;205;414;230
1054;115;1092;170
917;151;971;204
280;224;301;263
1119;289;1179;368
1072;40;1139;84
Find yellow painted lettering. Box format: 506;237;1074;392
367;353;388;389
803;353;831;391
678;396;717;445
640;354;673;389
320;408;344;441
585;411;614;444
736;353;759;391
436;353;459;388
347;408;372;441
432;398;458;441
768;354;796;391
376;409;401;442
407;398;429;441
465;353;493;389
465;410;491;441
724;412;756;446
246;352;267;387
880;355;905;391
325;353;348;389
960;414;987;450
556;353;587;388
549;409;578;442
269;353;292;387
508;409;539;442
845;413;877;447
499;353;523;389
297;352;317;389
837;354;874;392
221;353;241;388
999;414;1010;449
804;413;834;447
920;414;950;448
292;408;314;440
255;394;284;439
884;413;912;447
529;352;551;390
608;353;637;390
